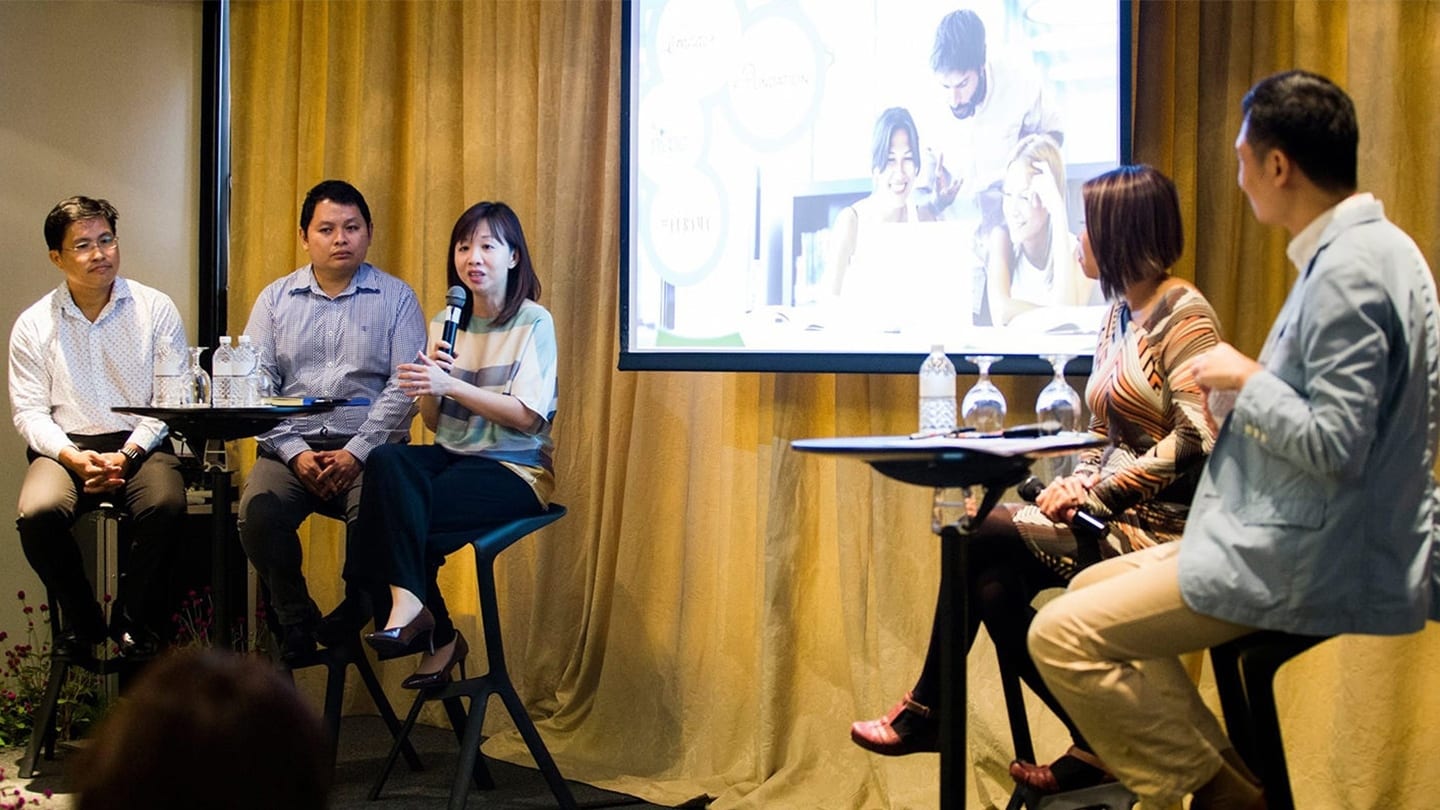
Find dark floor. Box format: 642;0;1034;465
5;716;674;809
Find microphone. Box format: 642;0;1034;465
441;285;466;362
1001;420;1063;438
1017;475;1107;536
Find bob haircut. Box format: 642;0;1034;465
445;201;541;328
870;107;921;175
1082;164;1184;301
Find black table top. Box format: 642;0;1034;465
791;433;1105;488
114;404;339;442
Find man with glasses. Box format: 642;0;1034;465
9;196;188;657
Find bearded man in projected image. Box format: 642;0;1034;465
924;8;1063;229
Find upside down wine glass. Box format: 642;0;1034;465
187;346;212;407
961;355;1006;433
1036;353;1083;478
1036;354;1082;431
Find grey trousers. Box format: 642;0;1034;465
16;434;185;639
237;452;363;627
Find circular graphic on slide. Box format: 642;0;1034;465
637;85;707;184
726;10;823;147
643;170;727;287
653;0;742;99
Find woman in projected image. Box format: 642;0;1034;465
985;133;1095;325
851;165;1224;796
823;106;938;298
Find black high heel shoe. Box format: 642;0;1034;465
363;607;436;659
401;631;469;690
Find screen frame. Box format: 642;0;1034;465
618;0;1134;376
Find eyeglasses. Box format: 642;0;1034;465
62;233;119;255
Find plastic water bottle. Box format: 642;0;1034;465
918;345;957;433
211;336;235;406
152;340;188;406
234;335;260;406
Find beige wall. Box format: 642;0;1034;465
0;1;202;621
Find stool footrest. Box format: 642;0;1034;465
1028;782;1139;810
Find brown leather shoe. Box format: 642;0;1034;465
1009;745;1114;794
849;692;938;756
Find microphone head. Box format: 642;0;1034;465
1017;476;1045;503
445;285;467;309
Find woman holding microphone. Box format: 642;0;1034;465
357;200;557;689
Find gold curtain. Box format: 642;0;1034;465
230;1;1440;807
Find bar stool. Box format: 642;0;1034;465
370;504;575;810
1001;510;1139;810
999;634;1139;810
1210;630;1332;810
280;638;424;772
19;502;139;778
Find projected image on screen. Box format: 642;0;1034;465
622;0;1124;371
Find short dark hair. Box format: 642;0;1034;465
45;196;118;251
299;179;372;232
931;9;986;75
870;107;921;174
73;648;330;810
1241;70;1358;193
446;201;541;328
1082;165;1184;301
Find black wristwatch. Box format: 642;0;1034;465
119;445;146;468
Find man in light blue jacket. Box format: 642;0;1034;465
1028;71;1440;810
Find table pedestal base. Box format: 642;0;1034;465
937;472;1026;808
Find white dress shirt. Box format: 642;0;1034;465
9;277;187;458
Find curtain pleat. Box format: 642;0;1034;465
231;2;1440;807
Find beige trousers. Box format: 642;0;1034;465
1027;542;1253;806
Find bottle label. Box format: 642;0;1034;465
154;355;184;375
919;375;954;397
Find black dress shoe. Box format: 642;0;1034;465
363;607;435;658
112;627;162;660
279;621;318;663
51;630;100;662
314;596;373;649
401;631;469;689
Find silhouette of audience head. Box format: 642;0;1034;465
74;647;331;810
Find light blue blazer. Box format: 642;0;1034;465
1178;197;1440;636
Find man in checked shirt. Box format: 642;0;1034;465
239;179;426;662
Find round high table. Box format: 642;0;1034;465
792;432;1105;809
115;404;339;647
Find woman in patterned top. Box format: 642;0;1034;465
851;165;1222;794
358;201;557;690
